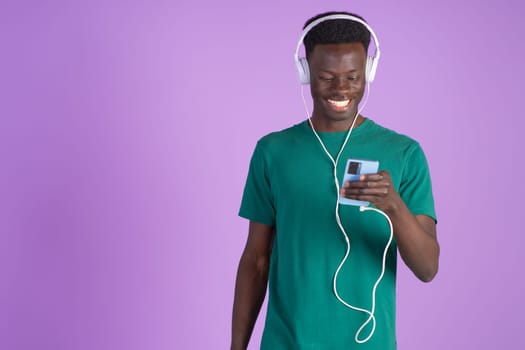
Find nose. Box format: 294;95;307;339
334;77;350;92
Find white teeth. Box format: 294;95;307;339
328;99;350;107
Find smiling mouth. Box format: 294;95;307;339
326;98;352;112
327;99;350;108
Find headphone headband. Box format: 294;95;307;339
294;14;381;84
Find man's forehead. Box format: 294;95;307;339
309;43;367;65
311;42;366;55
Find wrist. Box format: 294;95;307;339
230;343;246;350
383;194;405;217
230;335;247;350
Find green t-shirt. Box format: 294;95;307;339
239;118;436;350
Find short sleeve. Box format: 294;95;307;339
399;143;437;222
238;142;276;226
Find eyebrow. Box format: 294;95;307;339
319;69;359;74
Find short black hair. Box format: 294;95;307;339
303;11;371;58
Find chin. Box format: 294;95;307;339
312;102;358;123
327;110;357;122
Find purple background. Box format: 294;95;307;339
2;0;524;349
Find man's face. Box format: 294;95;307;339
308;43;367;124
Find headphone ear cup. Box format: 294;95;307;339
297;57;310;85
366;56;378;83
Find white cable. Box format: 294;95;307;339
302;82;395;343
332;206;394;343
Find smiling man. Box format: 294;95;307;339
309;41;367;128
231;11;439;350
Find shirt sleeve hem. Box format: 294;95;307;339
238;211;275;227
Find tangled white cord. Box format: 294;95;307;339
333;205;394;343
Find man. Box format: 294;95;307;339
231;11;439;350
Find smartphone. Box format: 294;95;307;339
339;158;380;207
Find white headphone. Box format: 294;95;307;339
294;13;381;84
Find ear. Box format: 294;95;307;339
366;56;378;83
296;57;310;85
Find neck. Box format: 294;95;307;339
309;115;365;132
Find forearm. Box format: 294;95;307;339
231;252;269;350
385;198;439;282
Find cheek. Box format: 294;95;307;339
310;84;329;99
352;79;365;89
351;81;366;96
